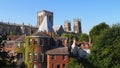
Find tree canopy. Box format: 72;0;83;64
78;33;89;42
88;23;120;68
68;58;84;68
89;22;109;43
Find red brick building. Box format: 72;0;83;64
25;32;53;68
46;47;68;68
4;41;17;56
4;35;26;60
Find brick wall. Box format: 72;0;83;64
47;54;68;68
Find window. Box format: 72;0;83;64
17;53;23;60
30;38;32;45
23;43;25;47
34;53;37;61
33;64;37;68
62;55;66;60
40;53;44;62
30;38;32;42
28;53;32;62
40;39;44;46
63;64;66;68
34;38;38;44
17;43;20;48
57;63;60;68
52;64;54;68
51;55;55;60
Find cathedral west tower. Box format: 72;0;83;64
73;19;82;33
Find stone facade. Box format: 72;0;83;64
0;22;37;35
37;10;53;28
64;19;82;34
64;21;71;32
73;19;82;33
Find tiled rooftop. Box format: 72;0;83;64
32;32;50;37
16;34;26;42
46;47;68;55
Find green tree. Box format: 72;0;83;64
0;36;16;68
68;58;84;68
89;22;109;43
2;34;7;40
68;57;95;68
88;23;120;68
61;33;75;44
61;33;75;39
78;33;89;42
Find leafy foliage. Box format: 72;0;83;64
24;36;34;68
61;33;75;39
68;57;96;68
61;33;76;44
78;33;89;42
88;23;120;68
68;58;84;68
0;36;16;68
89;22;109;43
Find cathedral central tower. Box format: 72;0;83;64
37;10;53;28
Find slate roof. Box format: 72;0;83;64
38;15;54;32
5;41;15;46
32;32;50;37
16;34;26;42
46;47;68;55
7;35;20;41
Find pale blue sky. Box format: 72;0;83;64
0;0;120;34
